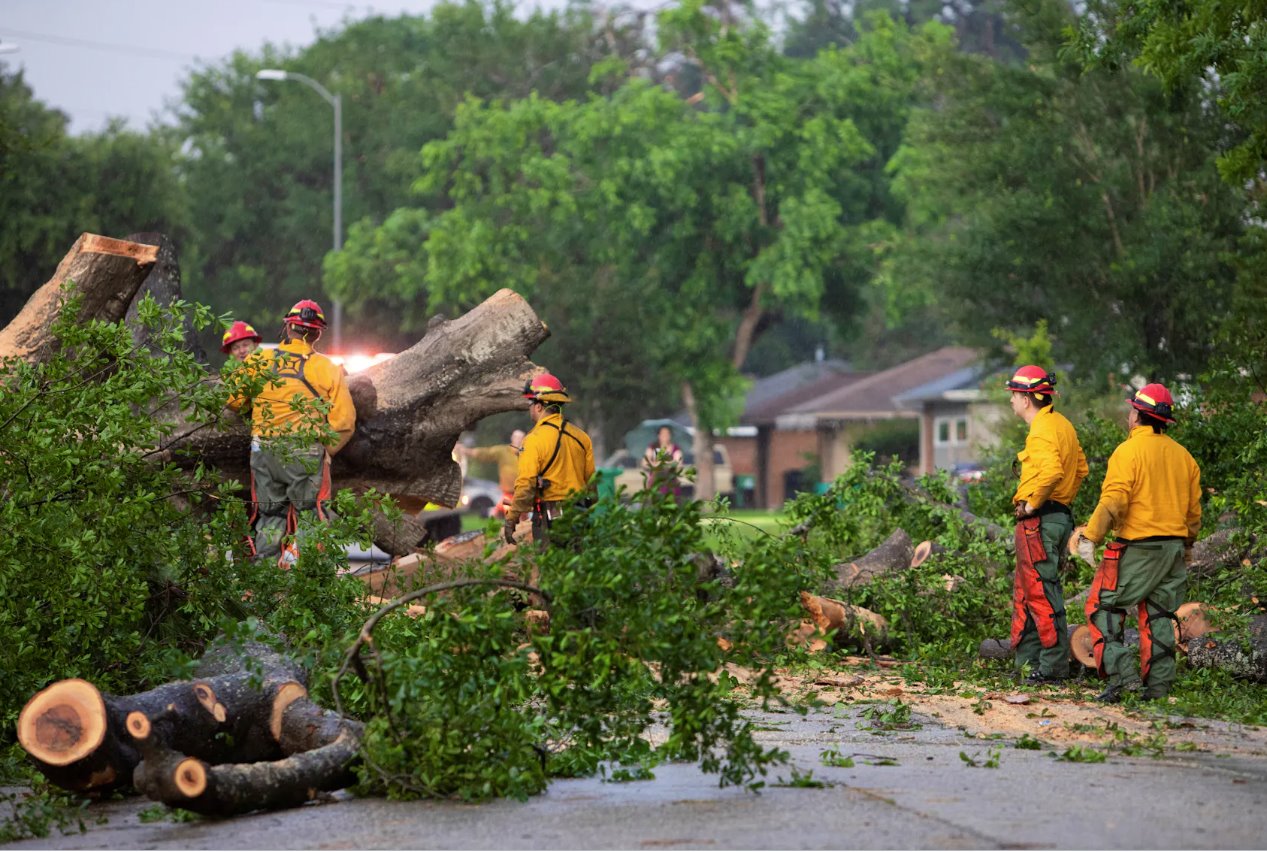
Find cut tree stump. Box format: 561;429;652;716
0;233;158;364
17;636;363;814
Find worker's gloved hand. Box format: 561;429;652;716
1013;502;1032;520
1076;534;1097;565
503;520;517;545
1184;545;1194;566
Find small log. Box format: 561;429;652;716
794;591;890;652
0;233;159;364
833;529;914;589
1188;528;1257;579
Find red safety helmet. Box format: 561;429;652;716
1127;383;1176;423
283;299;327;330
522;372;571;405
1004;364;1057;396
221;320;262;354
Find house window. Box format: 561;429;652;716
934;415;969;447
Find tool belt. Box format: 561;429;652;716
538;500;564;522
1033;500;1071;518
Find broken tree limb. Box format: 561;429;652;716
833;529;914;589
0;233;158;364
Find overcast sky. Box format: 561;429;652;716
0;0;478;134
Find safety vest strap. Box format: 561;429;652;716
272;351;321;400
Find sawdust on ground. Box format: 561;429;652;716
725;657;1267;758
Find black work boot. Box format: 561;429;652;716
1095;683;1125;703
1024;672;1069;686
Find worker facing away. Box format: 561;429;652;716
228;299;356;563
460;429;525;517
504;373;595;547
1075;383;1201;703
1006;365;1089;685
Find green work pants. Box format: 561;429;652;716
1090;540;1186;697
1015;511;1073;678
251;442;330;560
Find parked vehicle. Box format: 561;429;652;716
459;477;504;517
600;444;734;500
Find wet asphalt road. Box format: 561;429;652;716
6;703;1267;850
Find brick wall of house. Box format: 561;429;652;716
765;429;819;508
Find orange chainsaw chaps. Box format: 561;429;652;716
1084;542;1126;676
1011;517;1058;649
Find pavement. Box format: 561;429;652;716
6;701;1267;850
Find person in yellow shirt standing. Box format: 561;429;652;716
228;299;356;562
504;373;594;548
1074;383;1201;703
1006;365;1089;684
460;429;525;517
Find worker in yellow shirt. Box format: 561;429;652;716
228;299;356;562
504;373;595;547
1074;383;1201;703
1006;365;1089;684
460;429;525;517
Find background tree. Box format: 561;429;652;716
884;0;1242;383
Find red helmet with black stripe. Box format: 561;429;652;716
1005;365;1057;396
284;299;327;330
1127;383;1176;423
522;372;571;405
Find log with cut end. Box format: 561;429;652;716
793;592;890;652
17;637;342;802
832;529;913;590
0;233;158;363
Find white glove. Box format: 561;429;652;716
1075;534;1097;566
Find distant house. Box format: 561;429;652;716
777;346;983;488
729;358;869;509
892;364;1007;476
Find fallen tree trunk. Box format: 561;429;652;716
3;235;553;554
17;637;363;814
0;233;158;363
1185;614;1267;683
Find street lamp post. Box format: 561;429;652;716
256;69;344;352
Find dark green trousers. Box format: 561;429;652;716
1088;540;1186;697
1015;511;1073;678
251;442;330;560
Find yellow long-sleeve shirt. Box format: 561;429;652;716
1012;405;1088;509
1084;425;1202;544
227;339;356;450
507;412;595;524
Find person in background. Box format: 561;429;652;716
504;374;594;547
1005;365;1088;685
1074;383;1201;703
641;425;684;496
460;429;525;517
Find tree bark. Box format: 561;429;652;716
832;529;915;589
0;233;158;363
1185;614;1267;682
